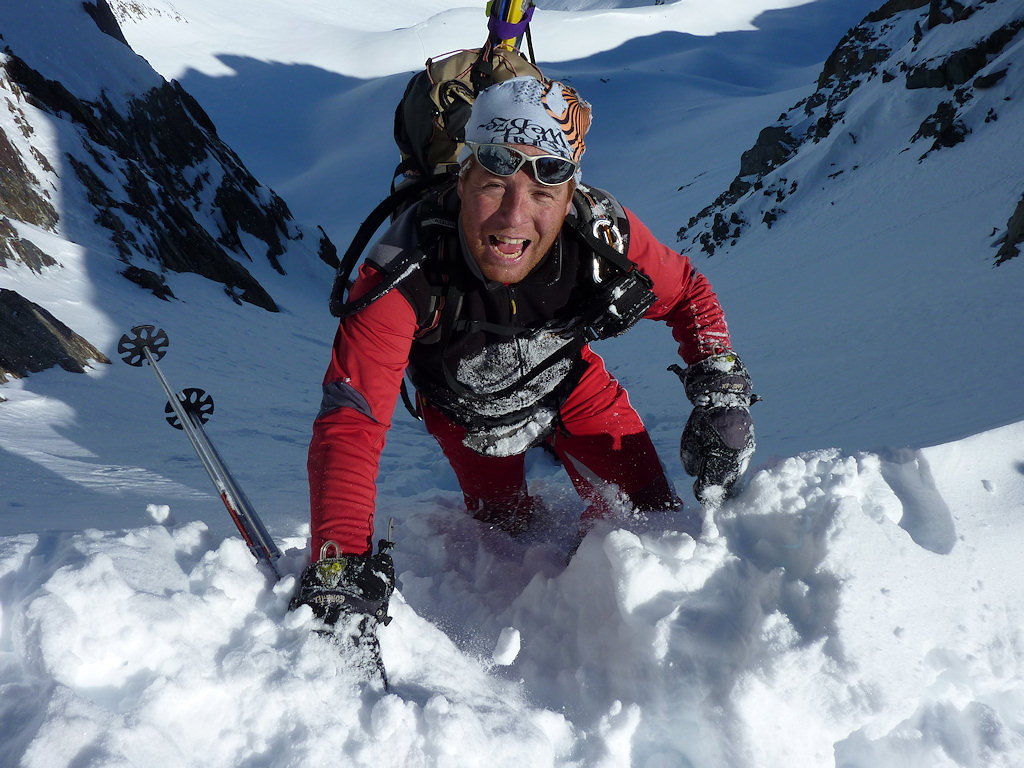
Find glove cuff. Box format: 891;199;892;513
290;542;395;627
673;352;753;407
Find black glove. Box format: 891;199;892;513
290;540;395;627
671;352;757;507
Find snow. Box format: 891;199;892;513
2;0;1024;766
0;0;161;101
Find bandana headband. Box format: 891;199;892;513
461;76;592;181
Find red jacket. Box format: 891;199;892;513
308;207;731;556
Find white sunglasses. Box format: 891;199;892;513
465;142;577;186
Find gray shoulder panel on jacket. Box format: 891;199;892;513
365;204;422;273
317;380;377;422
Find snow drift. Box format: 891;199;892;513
3;421;1023;767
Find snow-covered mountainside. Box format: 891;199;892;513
679;0;1024;263
0;0;334;381
2;0;1023;766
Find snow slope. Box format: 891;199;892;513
2;0;1024;766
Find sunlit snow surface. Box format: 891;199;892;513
4;423;1023;766
2;0;1024;765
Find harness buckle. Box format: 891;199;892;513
592;217;625;254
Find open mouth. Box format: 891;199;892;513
489;234;529;259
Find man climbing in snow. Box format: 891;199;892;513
292;76;756;635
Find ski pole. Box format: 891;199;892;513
487;0;534;52
118;325;282;580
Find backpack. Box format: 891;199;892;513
393;46;544;179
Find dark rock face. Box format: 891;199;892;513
0;0;339;383
121;264;175;300
996;194;1024;265
81;0;132;47
0;287;110;382
1;217;57;272
2;52;285;311
906;17;1024;89
738;127;797;179
317;226;340;270
0;117;59;231
865;0;930;23
676;0;1023;265
816;23;892;97
911;100;970;155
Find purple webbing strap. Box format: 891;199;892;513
488;4;534;41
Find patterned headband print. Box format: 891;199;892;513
541;81;591;165
467;77;592;166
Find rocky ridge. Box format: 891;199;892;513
677;0;1023;264
0;0;337;383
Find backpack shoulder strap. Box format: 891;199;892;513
565;183;657;341
329;173;457;318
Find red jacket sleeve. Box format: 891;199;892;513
307;265;416;557
624;208;732;363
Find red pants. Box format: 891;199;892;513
422;347;680;532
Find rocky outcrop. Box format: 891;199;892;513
0;0;339;384
996;194;1024;265
2;51;287;311
0;287;110;382
82;0;133;47
0;112;58;232
0;217;56;272
738;127;798;181
677;0;1023;264
911;99;970;155
864;0;929;22
906;12;1023;88
106;0;185;24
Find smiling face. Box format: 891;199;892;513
457;145;575;284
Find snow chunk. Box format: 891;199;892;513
492;626;521;665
